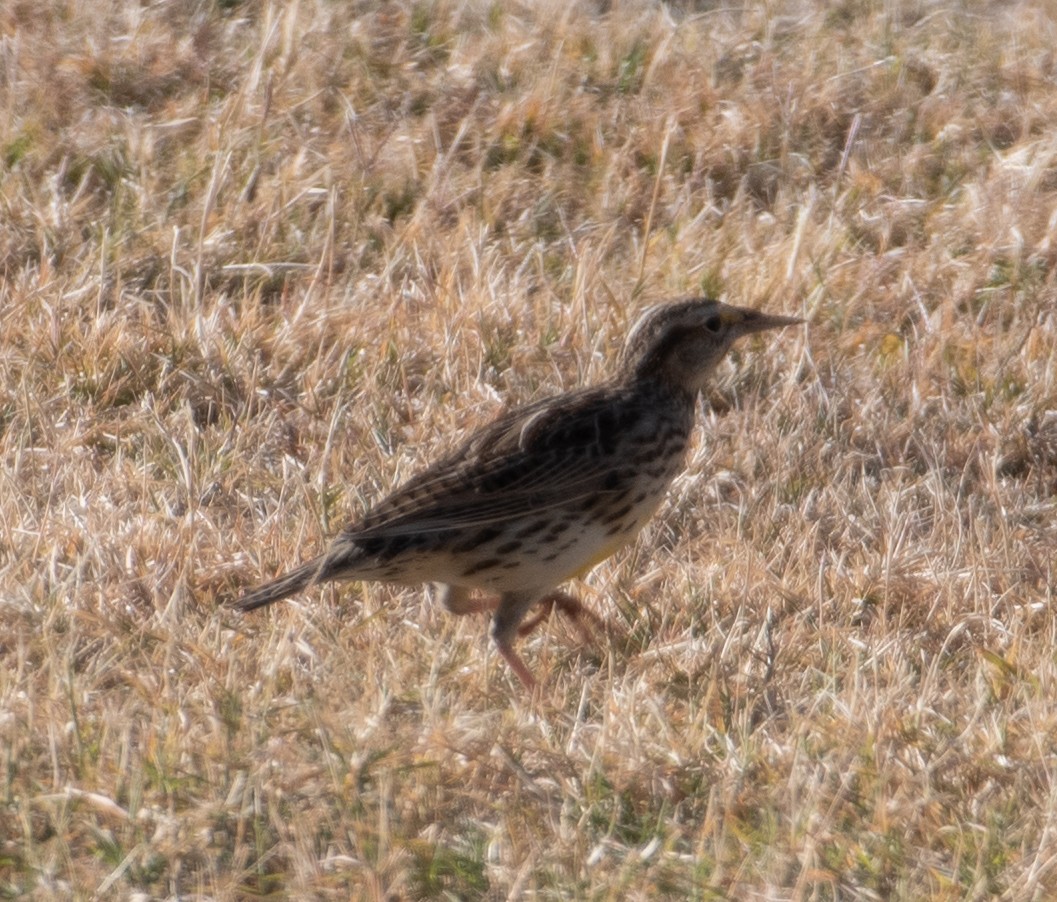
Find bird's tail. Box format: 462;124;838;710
234;556;329;612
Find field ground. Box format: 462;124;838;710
3;0;1057;898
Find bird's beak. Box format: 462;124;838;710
734;308;804;336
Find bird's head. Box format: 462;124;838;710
620;298;801;394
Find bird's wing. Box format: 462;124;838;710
345;385;632;539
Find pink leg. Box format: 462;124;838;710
441;586;603;689
491;591;547;690
435;584;496;616
518;590;602;643
494;636;538;690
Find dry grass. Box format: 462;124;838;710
3;0;1057;897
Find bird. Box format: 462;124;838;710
234;298;801;688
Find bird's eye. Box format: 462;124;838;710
704;315;722;333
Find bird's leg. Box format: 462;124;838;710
436;584;599;643
434;583;494;616
516;595;558;636
442;586;602;687
437;583;538;686
518;590;602;645
492;591;545;689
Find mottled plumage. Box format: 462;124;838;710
235;298;800;687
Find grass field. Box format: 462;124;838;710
4;0;1057;898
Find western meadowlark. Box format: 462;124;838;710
235;298;800;687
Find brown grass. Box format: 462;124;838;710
4;0;1057;897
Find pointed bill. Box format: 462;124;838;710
734;308;804;335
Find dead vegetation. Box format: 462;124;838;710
3;0;1057;898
